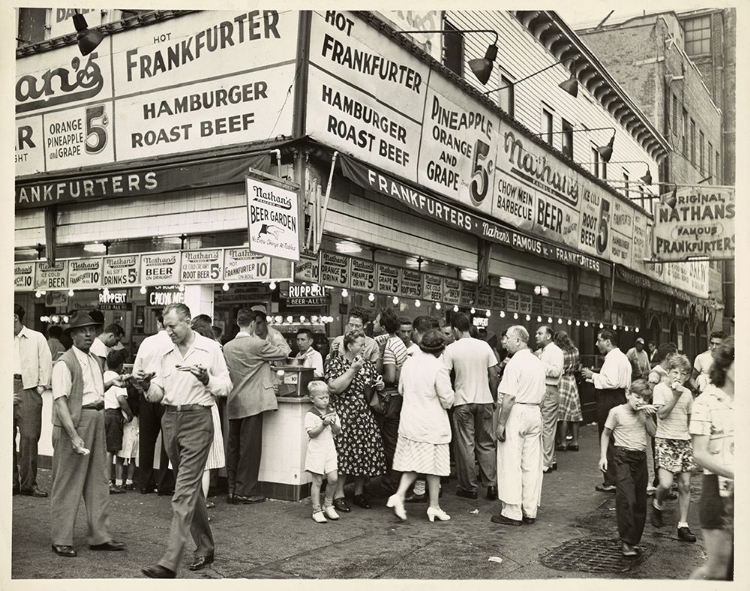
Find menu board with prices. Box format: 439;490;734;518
14;261;36;291
422;274;443;302
542;298;554;316
376;264;401;295
223;249;271;282
491;288;507;311
68;258;103;290
552;300;564;318
295;250;321;283
320;252;350;288
35;261;69;291
102;255;140;288
459;282;476;307
400;269;422;298
505;291;520;313
140;252;180;286
350;258;376;292
476;286;493;309
518;294;533;314
442;278;460;305
180;249;223;283
531;297;543;316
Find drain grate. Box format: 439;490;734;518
540;538;653;574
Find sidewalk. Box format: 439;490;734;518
11;424;707;579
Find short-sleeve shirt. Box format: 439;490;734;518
653;382;692;440
104;369;127;410
648;365;669;385
498;348;545;404
383;335;408;392
304;408;341;444
689;384;734;478
693;350;714;376
443;337;498;406
605;405;648;451
90;337;109;360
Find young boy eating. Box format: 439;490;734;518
599;379;657;556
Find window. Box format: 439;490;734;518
690;119;696;165
708;141;713;178
672;95;679;135
17;8;47;46
623;171;630;199
591;147;600;178
443;20;464;77
602;159;607;180
542;107;554;144
682;108;688;155
699;131;705;174
561;119;574;159
716;151;721;183
684;15;711;56
497;73;515;118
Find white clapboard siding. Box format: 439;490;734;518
447;11;660;197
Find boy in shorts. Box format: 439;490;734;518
305;381;341;523
104;350;134;494
599;379;657;556
651;354;696;541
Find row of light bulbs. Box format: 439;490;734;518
267;315;334;325
35;282;284;297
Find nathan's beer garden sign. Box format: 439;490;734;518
652;186;735;261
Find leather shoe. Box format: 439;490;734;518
89;540;126;551
20;487;48;498
456;488;478;500
110;485;126;495
189;553;215;571
157;489;174;496
490;513;522;526
235;494;265;504
353;493;371;509
405;492;427;503
332;497;351;513
595;484;617;493
522;516;536;524
677;526;696;542
52;544;77;557
486;486;498;501
142;564;176;578
140;487;156;494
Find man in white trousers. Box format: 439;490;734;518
491;325;546;526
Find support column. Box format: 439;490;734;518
183;284;214;319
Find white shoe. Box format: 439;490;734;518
386;494;407;521
427;507;451;522
324;505;340;520
312;511;327;524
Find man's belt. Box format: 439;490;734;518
82;402;104;411
13;374;22;380
163;404;211;412
516;402;540;405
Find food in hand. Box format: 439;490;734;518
80;447;90;455
671;381;683;390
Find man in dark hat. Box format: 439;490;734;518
49;311;128;557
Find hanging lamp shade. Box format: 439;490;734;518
468;43;498;85
597;132;616;163
640;167;653;185
73;12;103;56
661;187;678;209
558;72;578;97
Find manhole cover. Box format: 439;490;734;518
540;538;653;574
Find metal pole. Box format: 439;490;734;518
315;151;338;252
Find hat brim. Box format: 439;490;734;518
64;321;99;335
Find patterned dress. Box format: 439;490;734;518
324;356;386;477
558;347;582;422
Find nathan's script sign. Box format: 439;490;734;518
102;255;140;287
246;178;299;261
140;252;180;286
35;261;69;290
68;258;104;290
223;249;270;281
14;261;36;291
180;249;223;283
350;258;376;292
652;187;735;261
320;252;350;287
295;251;321;283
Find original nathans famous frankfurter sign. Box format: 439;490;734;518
652;186;735;261
15;10;297;177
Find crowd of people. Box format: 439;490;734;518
12;300;734;579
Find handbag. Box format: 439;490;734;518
363;384;385;414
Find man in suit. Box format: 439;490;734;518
13;303;52;497
137;303;232;577
49;311;127;557
223;307;290;504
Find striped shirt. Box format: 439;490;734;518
605;404;649;451
653;383;692;440
383;335;408;392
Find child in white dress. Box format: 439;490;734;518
305;381;341;523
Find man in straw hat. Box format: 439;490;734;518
49;311;129;557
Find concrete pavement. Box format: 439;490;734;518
11;424;708;579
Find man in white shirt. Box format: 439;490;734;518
582;329;632;492
492;325;546;525
398;316;419;356
137;303;232;578
296;328;324;378
328;307;380;362
133;312;174;495
626;338;651;380
13;304;52;497
90;323;124;372
690;331;726;393
534;326;564;473
443;312;499;500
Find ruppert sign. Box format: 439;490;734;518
15;10;297;176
